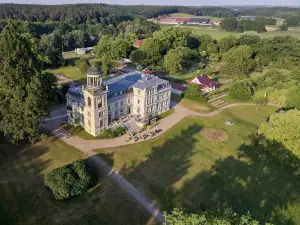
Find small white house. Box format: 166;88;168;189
75;47;94;55
191;74;217;94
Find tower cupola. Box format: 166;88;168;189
86;67;102;89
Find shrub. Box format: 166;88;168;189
184;84;207;102
229;80;254;101
99;126;126;139
75;58;90;74
44;160;93;200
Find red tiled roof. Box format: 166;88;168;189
195;74;217;87
133;39;144;48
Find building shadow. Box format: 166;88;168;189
116;124;204;211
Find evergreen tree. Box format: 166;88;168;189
0;22;57;142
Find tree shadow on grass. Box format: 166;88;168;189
178;140;300;225
118;124;204;210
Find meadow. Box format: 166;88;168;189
160;24;300;40
0;135;154;225
94;106;300;224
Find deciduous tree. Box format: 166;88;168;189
221;45;256;77
0;22;57;142
258;110;300;157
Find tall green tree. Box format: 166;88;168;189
0;22;57;142
286;87;300;110
163;47;189;74
221;45;256;77
220;18;238;32
95;35;131;75
258;110;300;157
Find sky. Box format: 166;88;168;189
1;0;299;6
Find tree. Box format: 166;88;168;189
221;45;256;77
229;80;254;101
184;84;206;102
0;22;57;143
95;35;131;75
75;59;90;74
218;35;238;53
44;160;94;200
163;47;189;74
164;208;260;225
220;18;238;32
286;87;300;110
278;22;288;31
258;110;300;157
130;49;146;64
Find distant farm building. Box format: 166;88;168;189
153;17;214;25
75;47;94;55
191;74;218;94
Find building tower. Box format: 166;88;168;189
83;67;108;136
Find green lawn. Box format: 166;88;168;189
62;124;98;140
94;106;300;224
171;94;214;113
47;66;86;83
0;135;153;225
160;24;300;40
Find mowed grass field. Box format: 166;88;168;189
160;24;300;40
0;136;154;225
47;66;86;83
94;106;300;224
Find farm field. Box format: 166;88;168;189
94;105;300;224
160;24;300;40
0;136;153;225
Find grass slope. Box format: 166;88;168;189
94;106;300;224
47;66;86;83
0;136;153;225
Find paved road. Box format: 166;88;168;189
42;102;279;224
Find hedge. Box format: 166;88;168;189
44;160;93;200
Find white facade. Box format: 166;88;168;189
66;69;171;136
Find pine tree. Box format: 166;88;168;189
0;21;57;143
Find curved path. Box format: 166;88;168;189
43;102;279;224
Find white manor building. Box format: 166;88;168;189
66;67;171;136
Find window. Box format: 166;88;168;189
167;91;170;97
88;120;91;127
97;97;102;108
100;120;103;127
137;107;140;113
115;102;118;108
147;98;150;105
128;98;131;103
99;111;104;118
120;100;123;106
115;110;118;118
138;90;141;94
120;108;123;115
87;97;91;107
108;105;111;111
151;96;154;103
88;111;91;117
137;99;140;104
